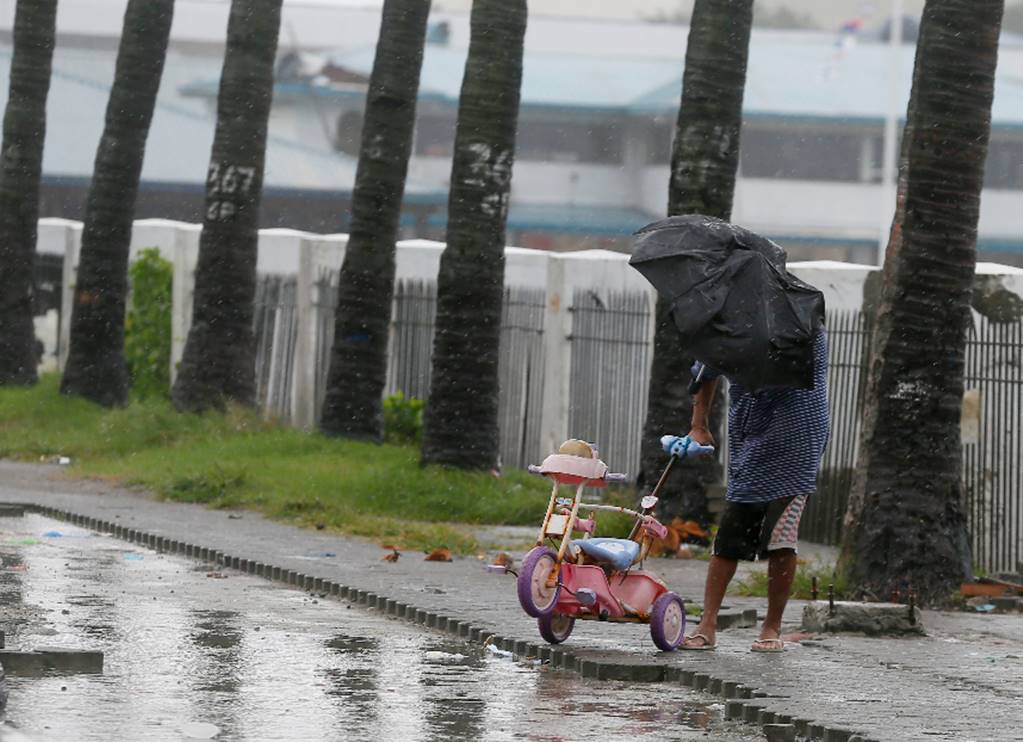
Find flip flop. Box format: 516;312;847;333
680;633;717;651
751;637;785;653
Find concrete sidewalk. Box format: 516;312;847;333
2;461;1020;741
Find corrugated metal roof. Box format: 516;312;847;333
317;35;1023;126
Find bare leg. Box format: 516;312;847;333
684;555;737;647
759;548;797;641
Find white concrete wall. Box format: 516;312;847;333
46;218;1023;446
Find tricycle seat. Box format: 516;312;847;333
535;454;610;486
574;538;640;571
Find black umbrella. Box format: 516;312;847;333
629;214;825;392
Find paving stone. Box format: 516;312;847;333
722;680;742;698
762;724;796;742
823;728;853;742
0;649;103;675
725;701;745;720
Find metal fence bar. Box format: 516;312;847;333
567;289;652;477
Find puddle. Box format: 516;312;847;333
0;514;759;741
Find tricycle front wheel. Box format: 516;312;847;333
650;591;686;651
538;612;575;644
517;546;561;617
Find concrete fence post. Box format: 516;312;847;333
56;220;84;371
291;237;317;430
170;225;202;383
538;253;572;456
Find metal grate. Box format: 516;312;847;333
796;310;1022;574
567;289;653;479
496;289;546;470
963;316;1023;574
253;274;298;422
387;280;438;403
309;276;546;468
802;311;872;545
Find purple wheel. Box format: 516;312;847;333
517;546;561;617
538;612;575;644
649;591;686;651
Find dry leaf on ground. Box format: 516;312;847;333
424;548;453;562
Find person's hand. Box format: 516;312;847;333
660;434;715;460
686;427;715;447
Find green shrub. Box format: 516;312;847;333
383;390;424;444
124;248;173;399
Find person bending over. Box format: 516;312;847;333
663;328;829;652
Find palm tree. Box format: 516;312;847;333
841;0;1004;604
420;0;527;469
319;0;432;440
0;0;57;386
172;0;284;412
637;0;754;520
61;0;176;407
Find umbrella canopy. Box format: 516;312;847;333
630;215;825;392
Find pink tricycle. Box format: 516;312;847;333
505;440;686;651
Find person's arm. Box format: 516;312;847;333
688;377;719;446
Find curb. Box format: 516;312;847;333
13;504;877;742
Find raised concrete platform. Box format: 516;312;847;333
0;648;104;675
801;600;924;636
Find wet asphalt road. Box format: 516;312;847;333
0;513;761;742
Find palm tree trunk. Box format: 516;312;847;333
841;0;1003;605
61;0;175;407
0;0;57;386
172;0;283;412
637;0;753;521
420;0;527;469
319;0;432;440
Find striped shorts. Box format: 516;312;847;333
712;494;809;562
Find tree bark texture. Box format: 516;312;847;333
320;0;431;440
638;0;753;522
841;0;1003;605
0;0;57;386
420;0;527;469
172;0;283;412
61;0;175;407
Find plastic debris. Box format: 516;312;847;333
123;553;144;561
42;531;64;538
974;603;996;613
58;456;71;465
484;643;513;659
6;537;40;546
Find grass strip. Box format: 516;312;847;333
1;376;635;553
732;557;847;600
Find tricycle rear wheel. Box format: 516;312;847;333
517;546;561;617
538;612;575;644
649;591;686;651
